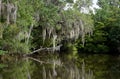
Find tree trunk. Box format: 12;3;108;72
0;0;1;19
26;23;33;45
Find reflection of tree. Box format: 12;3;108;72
1;58;34;79
107;56;120;79
1;54;120;79
30;54;95;79
77;54;120;79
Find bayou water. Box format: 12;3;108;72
0;53;120;79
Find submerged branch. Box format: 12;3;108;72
27;57;62;66
27;57;48;64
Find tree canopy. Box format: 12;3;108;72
0;0;120;54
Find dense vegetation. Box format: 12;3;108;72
77;0;120;54
0;0;120;55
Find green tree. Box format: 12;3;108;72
31;0;94;51
97;0;120;53
0;0;94;54
77;0;120;53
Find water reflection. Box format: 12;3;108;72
0;53;120;79
0;57;35;79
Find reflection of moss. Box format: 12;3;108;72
1;59;35;79
77;54;111;79
0;54;120;79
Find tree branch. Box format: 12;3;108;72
24;44;62;56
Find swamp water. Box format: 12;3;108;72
0;53;120;79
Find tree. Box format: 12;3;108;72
0;0;94;54
77;0;120;54
97;0;120;53
31;0;94;51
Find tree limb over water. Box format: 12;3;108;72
24;44;62;56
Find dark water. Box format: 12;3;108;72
0;53;120;79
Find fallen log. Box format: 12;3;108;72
24;44;62;56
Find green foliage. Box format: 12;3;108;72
77;21;109;53
0;50;8;55
3;25;20;39
0;64;8;68
97;0;120;53
76;0;120;53
0;0;93;54
17;0;35;26
108;26;120;52
0;60;34;79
